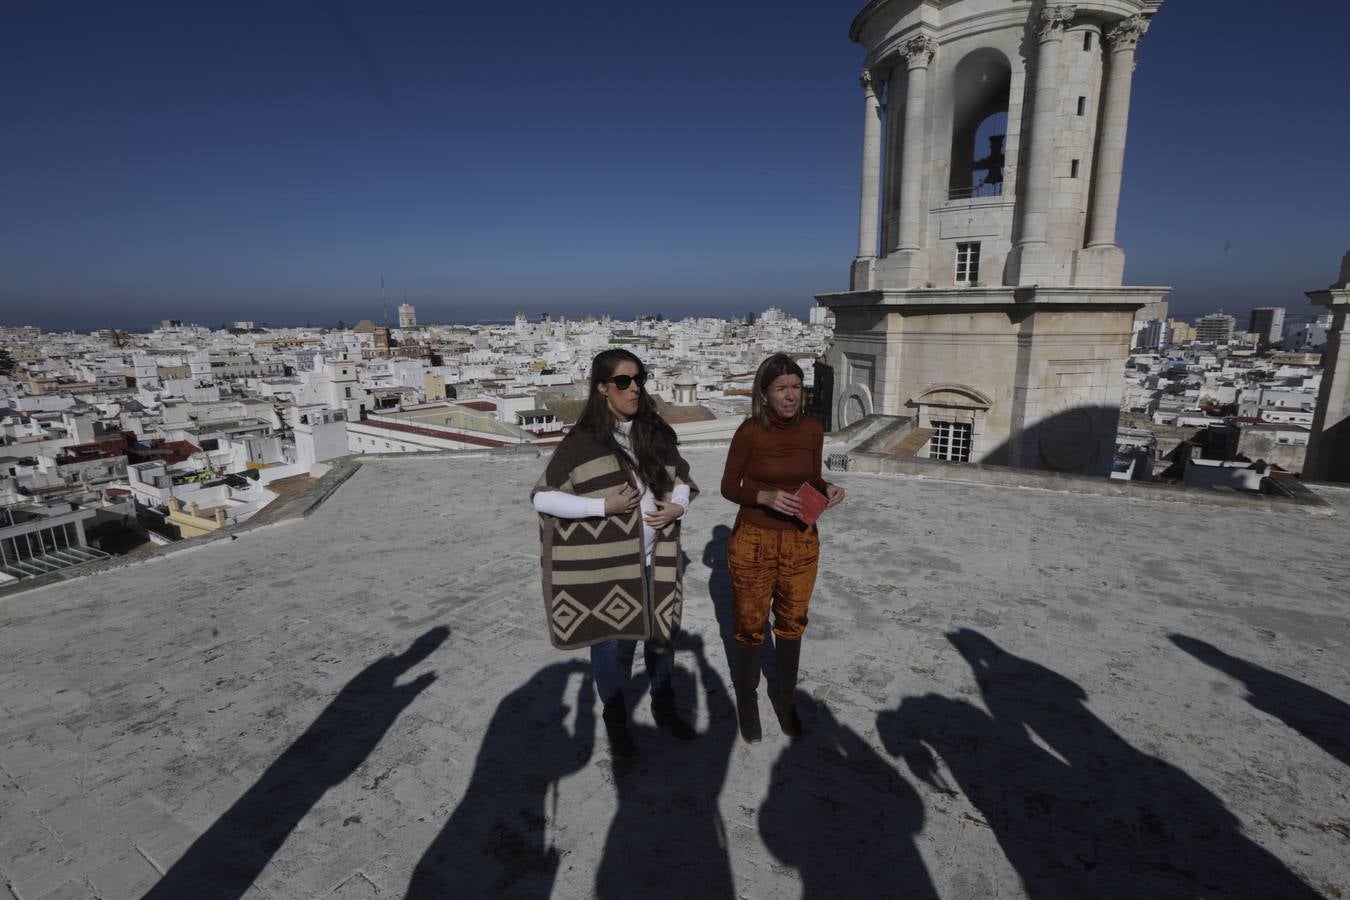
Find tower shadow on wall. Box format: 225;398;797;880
878;629;1320;898
405;659;595;898
759;693;937;899
143;625;449;900
594;631;738;898
1171;634;1349;768
981;402;1123;475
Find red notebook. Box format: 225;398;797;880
794;482;829;525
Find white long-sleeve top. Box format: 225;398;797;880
533;420;690;563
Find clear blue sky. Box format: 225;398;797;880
2;1;1348;331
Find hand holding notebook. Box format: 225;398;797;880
793;482;829;525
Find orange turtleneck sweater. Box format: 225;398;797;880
720;414;828;531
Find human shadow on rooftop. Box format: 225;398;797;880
405;659;594;898
704;524;740;673
143;625;448;900
1171;634;1350;768
702;527;934;897
878;629;1319;898
759;693;937;899
704;524;772;679
595;631;738;897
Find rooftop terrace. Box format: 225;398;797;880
0;451;1347;898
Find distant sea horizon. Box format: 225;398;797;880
1;310;777;334
0;304;1326;336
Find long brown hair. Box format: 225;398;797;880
574;348;679;495
750;353;805;430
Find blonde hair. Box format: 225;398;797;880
750;353;805;429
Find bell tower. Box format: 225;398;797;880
1304;251;1350;482
825;1;1169;475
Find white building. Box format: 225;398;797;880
292;407;349;469
1194;313;1236;345
1283;314;1332;353
1135;318;1171;351
1183;457;1270;492
1248;307;1285;350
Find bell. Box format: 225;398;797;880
972;134;1006;184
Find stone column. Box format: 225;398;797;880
1305;250;1350;482
1014;5;1074;283
1086;16;1147;249
896;36;937;252
851;70;883;289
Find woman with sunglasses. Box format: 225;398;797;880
720;353;844;743
532;349;699;757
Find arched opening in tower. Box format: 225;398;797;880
948;49;1012;200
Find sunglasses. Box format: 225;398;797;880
605;373;647;390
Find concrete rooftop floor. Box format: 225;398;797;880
1;450;1347;899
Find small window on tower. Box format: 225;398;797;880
1083;32;1093;51
955;242;981;284
1077;96;1087;116
1071;159;1080;178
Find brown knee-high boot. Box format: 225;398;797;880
735;643;763;743
772;638;804;738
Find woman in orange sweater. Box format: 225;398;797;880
720;353;844;742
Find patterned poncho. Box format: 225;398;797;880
532;428;698;650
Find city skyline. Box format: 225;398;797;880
4;0;1349;330
2;303;1334;338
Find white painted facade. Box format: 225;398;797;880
292;406;349;470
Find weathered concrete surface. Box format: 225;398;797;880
0;452;1346;898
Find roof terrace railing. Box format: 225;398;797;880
948;182;1004;201
826;454;851;472
0;542;109;581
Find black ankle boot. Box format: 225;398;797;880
735;644;763;743
602;698;638;757
652;693;697;740
772;638;804;739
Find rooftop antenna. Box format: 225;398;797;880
381;274;387;328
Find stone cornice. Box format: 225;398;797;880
1306;289;1350;308
849;0;906;44
815;284;1170;311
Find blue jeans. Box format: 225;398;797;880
591;640;673;706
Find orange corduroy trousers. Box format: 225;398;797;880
726;521;820;645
